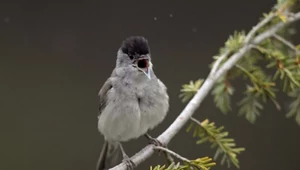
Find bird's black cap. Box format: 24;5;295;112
121;36;150;56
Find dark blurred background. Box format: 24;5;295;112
1;0;300;170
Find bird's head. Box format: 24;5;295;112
116;36;152;80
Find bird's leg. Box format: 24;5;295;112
119;143;136;170
144;133;174;165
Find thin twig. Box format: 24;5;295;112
162;150;175;165
272;33;300;54
154;146;191;163
253;12;300;44
244;12;275;43
211;12;275;78
209;50;231;77
190;117;202;126
109;11;300;170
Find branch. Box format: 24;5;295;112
244;12;275;43
252;12;300;44
272;33;300;54
190;117;202;126
109;11;300;170
209;50;230;77
154;146;190;163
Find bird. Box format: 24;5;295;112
96;36;169;170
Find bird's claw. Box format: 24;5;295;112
149;137;164;147
145;134;167;156
122;155;136;170
145;134;165;147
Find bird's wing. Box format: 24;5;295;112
98;77;113;115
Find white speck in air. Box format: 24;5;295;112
169;14;173;18
192;27;198;33
154;17;157;21
4;17;10;23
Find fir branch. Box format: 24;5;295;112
238;87;264;123
152;146;216;170
179;79;204;103
188;118;245;168
150;157;216;170
109;9;300;170
211;76;234;114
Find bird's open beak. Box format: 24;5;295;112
132;55;151;79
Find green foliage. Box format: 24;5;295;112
255;41;300;92
286;89;300;125
186;119;245;168
150;157;216;170
225;31;246;52
211;76;234;114
237;87;264;123
235;64;279;123
179;79;204;103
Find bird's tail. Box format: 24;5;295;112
96;141;122;170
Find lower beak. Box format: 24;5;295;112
143;67;151;80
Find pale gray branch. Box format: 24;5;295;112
154;146;191;163
109;11;300;170
244;12;275;43
272;33;300;54
190;117;202;126
252;12;300;44
209;50;230;77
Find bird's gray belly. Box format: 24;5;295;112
137;90;169;136
98;98;141;142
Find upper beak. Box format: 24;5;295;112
132;55;151;80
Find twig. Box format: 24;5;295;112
210;12;275;78
109;11;300;170
209;50;231;77
272;33;300;54
252;12;300;44
244;12;275;43
154;146;191;163
162;150;175;165
190;117;202;126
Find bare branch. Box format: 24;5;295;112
154;146;191;163
244;13;275;43
209;50;230;77
190;117;202;126
252;12;300;44
109;11;300;170
272;33;300;54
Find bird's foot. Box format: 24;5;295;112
144;134;174;164
145;133;167;156
122;155;136;170
119;143;136;170
144;134;165;147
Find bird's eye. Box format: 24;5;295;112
129;55;133;60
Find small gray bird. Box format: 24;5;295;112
96;36;169;170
